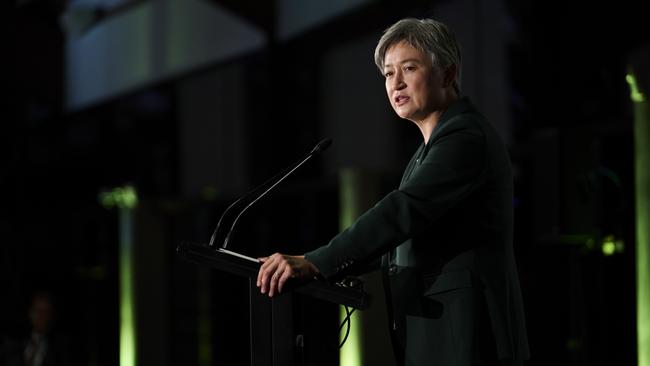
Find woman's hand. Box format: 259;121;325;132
256;253;319;297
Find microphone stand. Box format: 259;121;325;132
209;138;332;250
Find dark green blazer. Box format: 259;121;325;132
306;97;530;366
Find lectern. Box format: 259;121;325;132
177;242;369;366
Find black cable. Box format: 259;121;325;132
338;306;351;348
338;306;357;348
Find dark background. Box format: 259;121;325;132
1;0;648;365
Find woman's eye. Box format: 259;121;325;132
404;65;416;71
384;71;393;78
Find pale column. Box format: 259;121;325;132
627;70;650;366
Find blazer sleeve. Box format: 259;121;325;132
305;118;487;278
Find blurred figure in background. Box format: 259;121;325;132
1;291;69;366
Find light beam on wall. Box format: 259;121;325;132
100;185;139;366
339;169;363;366
627;72;649;366
119;206;136;366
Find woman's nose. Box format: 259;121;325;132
392;74;405;90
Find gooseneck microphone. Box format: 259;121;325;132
209;138;332;249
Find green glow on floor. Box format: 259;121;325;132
339;169;363;366
628;71;650;366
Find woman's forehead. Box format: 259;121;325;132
384;41;429;66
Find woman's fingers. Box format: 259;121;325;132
257;254;318;297
256;257;269;287
277;264;294;294
258;254;281;293
267;256;289;296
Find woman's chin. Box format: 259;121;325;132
394;109;412;120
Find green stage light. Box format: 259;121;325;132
616;239;625;253
99;185;138;209
119;207;136;366
602;241;616;256
340;307;362;366
100;185;139;366
627;70;650;366
601;235;624;256
339;170;363;366
627;73;646;102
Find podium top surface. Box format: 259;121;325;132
177;242;369;309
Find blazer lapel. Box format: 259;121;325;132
399;143;424;189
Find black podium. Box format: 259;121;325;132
177;242;369;366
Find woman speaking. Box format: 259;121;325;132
256;17;530;366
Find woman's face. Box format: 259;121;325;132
383;41;446;123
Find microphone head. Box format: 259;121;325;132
310;138;333;155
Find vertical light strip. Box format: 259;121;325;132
339;169;362;366
627;72;649;366
101;186;139;366
119;206;137;366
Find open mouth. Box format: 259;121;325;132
395;95;410;106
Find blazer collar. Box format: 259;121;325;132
426;96;476;145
